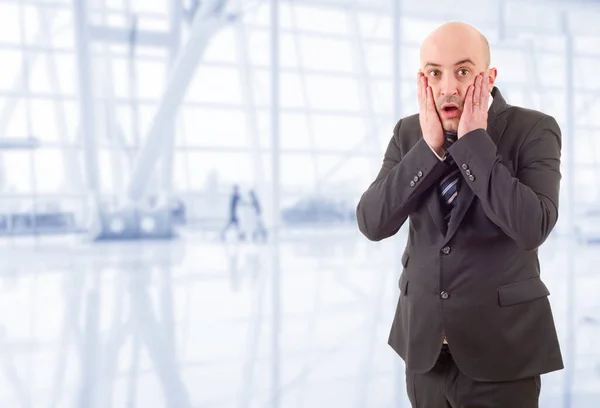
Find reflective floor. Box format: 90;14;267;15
0;228;598;407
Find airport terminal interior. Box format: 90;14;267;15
0;0;599;406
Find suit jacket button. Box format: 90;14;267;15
418;171;423;177
440;246;451;255
413;176;419;182
410;180;415;187
440;291;450;300
468;174;475;181
462;164;468;170
465;169;471;175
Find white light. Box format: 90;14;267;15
140;216;156;232
110;218;125;234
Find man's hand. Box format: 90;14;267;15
458;72;490;139
418;71;445;156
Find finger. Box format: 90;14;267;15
482;73;490;106
420;76;428;110
473;74;482;106
464;85;474;111
426;86;434;113
417;72;423;105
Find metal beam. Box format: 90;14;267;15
288;2;320;187
349;8;381;179
235;0;267;197
38;7;86;193
158;0;184;202
126;1;228;201
562;12;576;408
0;138;40;149
269;1;282;408
95;0;133;199
88;26;171;47
73;0;100;195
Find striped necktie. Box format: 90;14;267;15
439;132;460;221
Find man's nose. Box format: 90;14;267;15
440;75;459;96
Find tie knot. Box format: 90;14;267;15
444;132;457;149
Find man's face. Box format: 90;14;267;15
420;36;495;132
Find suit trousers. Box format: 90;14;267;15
405;344;541;408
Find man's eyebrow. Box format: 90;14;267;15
454;58;475;66
423;59;475;69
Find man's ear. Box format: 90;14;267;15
486;67;498;92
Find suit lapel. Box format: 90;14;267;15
442;87;508;244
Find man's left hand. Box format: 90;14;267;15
458;72;490;139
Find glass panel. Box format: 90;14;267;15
280;153;316;187
310;113;368;151
2;151;33;193
181;107;248;147
187;66;244;105
29;53;53;94
135;60;166;100
54;53;77;95
280;72;307;108
130;0;168;14
317;154;373;189
138;103;158;140
173;151;190;191
110;56;131;99
358;13;392;40
204;28;238;64
0;4;22;44
280;112;311;150
363;43;392;77
289;4;350;36
114;104;135;146
305;74;360;112
575;57;600;91
30;98;59;142
0;49;24;91
5;98;29;138
371;80;393;115
490;47;528;83
32;148;67;193
298;36;354;73
50;9;75;49
137;15;169;31
186;151;254;188
399;45;420;79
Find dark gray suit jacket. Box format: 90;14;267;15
356;87;564;382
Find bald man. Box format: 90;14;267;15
356;22;563;407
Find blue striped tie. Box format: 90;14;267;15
439;132;460;221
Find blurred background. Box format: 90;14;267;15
0;0;598;407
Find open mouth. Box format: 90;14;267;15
442;104;459;112
441;104;460;117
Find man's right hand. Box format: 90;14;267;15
417;72;445;157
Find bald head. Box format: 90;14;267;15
421;22;491;69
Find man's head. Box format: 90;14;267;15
419;22;497;132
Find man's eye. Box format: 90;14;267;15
458;69;469;76
429;70;440;77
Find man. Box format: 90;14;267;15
356;22;563;407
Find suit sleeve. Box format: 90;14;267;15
356;120;449;241
447;115;562;251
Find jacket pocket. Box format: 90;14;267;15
498;276;550;306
